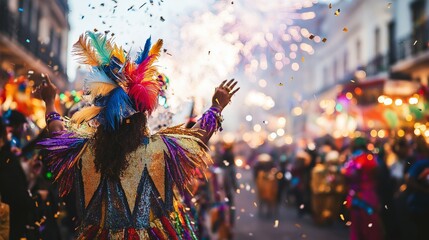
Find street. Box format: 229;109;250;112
234;169;349;240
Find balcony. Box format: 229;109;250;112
0;8;66;76
395;19;429;62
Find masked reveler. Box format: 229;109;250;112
37;31;239;239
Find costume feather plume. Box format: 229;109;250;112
71;106;102;124
84;68;117;99
135;37;151;64
158;126;210;195
100;87;136;132
111;44;126;64
128;80;160;113
72;34;100;66
37;131;89;197
87;31;113;65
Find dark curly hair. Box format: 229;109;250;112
93;112;148;180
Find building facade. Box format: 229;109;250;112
0;0;69;88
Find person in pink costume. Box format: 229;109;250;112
342;137;383;240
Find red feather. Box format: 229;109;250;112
128;80;160;113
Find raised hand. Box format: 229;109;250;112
212;79;240;111
40;75;58;105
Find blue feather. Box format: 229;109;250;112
86;31;112;65
100;87;136;132
135;36;151;64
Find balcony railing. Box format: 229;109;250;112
395;19;429;62
0;7;66;76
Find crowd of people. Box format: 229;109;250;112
250;133;429;240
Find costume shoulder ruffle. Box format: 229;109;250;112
38;130;90;197
154;125;211;194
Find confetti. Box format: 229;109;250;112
18;7;24;12
328;3;332;9
309;34;315;40
127;5;134;11
139;3;147;9
343;27;348;32
274;220;279;228
322;38;327;43
160;16;165;22
278;83;284;86
413;40;418;45
334;9;340;16
301;56;305;62
294;223;301;228
208;51;211;55
385;205;388;209
26;39;30;43
340;214;345;221
346;221;352;226
100;3;105;6
263;120;268;124
387;2;392;8
368;223;373;228
253;202;257;207
249;233;253;236
299;204;304;209
81;15;85;19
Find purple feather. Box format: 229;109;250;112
38;131;88;196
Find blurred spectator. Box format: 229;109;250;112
215;142;238;227
253;153;278;218
342;137;383;240
290;148;312;217
311;143;345;225
0;111;38;239
405;136;429;240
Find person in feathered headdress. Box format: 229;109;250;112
36;31;239;239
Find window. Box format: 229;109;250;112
333;60;338;82
356;39;361;66
375;27;380;56
344;51;348;76
323;67;328;86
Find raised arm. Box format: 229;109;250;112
40;75;65;133
193;79;239;144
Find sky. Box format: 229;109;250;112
66;0;331;129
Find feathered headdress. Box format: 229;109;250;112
71;31;167;132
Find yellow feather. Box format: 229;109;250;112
147;39;163;66
71;106;102;124
72;34;100;66
111;44;126;63
87;82;116;98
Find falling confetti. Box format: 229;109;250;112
263;120;268;124
322;38;327;43
26;39;30;43
340;214;345;221
309;34;315;40
253;202;257;207
160;16;165;22
208;51;211;55
278;83;284;86
387;2;392;8
301;56;305;62
18;7;24;12
368;223;373;228
299;204;304;209
343;27;348;32
328;3;332;9
139;3;147;9
334;9;341;16
413;40;418;45
346;221;352;226
127;5;134;11
274;220;279;228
